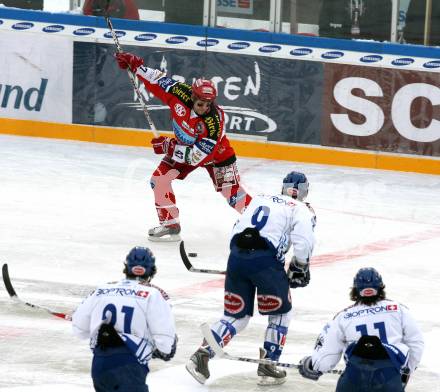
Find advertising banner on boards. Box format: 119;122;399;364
72;42;324;145
321;63;440;157
0;30;73;123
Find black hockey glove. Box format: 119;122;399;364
287;257;310;288
298;356;322;381
401;367;410;389
152;335;177;361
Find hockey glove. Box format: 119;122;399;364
287;257;310;288
152;335;177;361
298;356;322;381
115;52;144;73
151;136;177;156
401;367;410;389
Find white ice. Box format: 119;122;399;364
0;134;439;391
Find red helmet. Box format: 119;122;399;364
192;78;217;102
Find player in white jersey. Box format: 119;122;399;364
72;247;177;392
186;171;316;386
298;267;424;391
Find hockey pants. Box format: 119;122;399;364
92;346;149;392
336;355;404;392
150;157;252;226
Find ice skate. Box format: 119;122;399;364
148;223;181;242
257;348;287;386
185;347;210;384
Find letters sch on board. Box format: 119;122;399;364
321;63;440;156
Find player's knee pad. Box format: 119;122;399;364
263;310;293;361
211;315;251;347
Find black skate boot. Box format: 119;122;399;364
185;347;210;384
257;347;287;386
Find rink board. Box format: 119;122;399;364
0;7;439;174
1;117;438;175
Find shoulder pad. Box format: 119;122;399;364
149;283;170;301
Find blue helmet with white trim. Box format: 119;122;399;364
281;171;309;201
125;247;156;280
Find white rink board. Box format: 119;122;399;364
0;30;73;123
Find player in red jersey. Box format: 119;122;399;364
115;52;252;241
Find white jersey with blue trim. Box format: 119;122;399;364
72;278;176;365
231;194;315;263
311;299;424;373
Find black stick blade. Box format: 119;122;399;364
179;241;194;271
2;264;17;297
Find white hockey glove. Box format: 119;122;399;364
287;257;310;288
298;356;322;381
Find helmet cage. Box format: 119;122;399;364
281;171;309;201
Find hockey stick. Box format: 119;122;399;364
1;264;71;321
179;241;226;275
104;2;159;136
201;323;343;375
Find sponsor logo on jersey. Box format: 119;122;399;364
158;77;175;91
269;195;296;207
344;304;398;318
204;116;217;137
134;33;157;41
12;22;34;30
165;36;188;44
224;292;245;314
181;121;191;131
174;103;186;117
73;27;95;36
423;60;440;69
227;41;251;50
104;30;126;39
257;294;282;312
42;25;65;33
196;139;215;154
321;51;344;59
136;290;149;298
391;57;415;66
171;85;192;103
197;38;219;47
259;45;282;53
290;48;313;56
96;287;150;297
172;120;196;145
192;148;204;163
360;54;383;63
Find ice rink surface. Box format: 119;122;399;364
0;134;439;391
